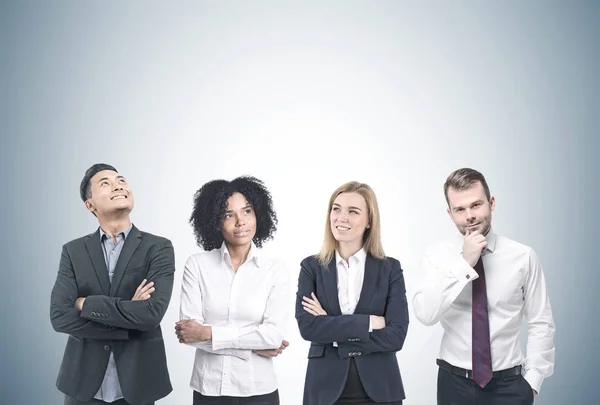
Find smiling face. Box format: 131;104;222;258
446;181;495;236
221;192;257;249
84;170;134;217
329;192;370;250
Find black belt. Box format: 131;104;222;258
437;359;522;380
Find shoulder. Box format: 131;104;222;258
300;254;322;269
138;230;172;247
423;239;461;258
62;230;97;250
374;255;402;274
495;234;540;266
184;249;220;267
496;234;533;254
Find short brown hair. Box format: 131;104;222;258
443;168;491;205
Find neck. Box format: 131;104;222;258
337;241;363;263
98;215;131;238
225;242;252;270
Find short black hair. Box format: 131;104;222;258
80;163;118;202
190;176;278;251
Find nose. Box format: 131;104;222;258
113;183;123;191
235;216;246;226
338;211;349;222
465;208;475;221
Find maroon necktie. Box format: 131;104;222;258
472;257;493;387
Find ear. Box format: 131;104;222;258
489;195;496;212
84;200;96;213
446;207;452;219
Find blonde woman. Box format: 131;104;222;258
296;181;408;405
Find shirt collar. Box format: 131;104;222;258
220;241;261;268
335;247;367;266
99;223;133;242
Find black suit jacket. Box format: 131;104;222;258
50;225;175;405
296;254;409;405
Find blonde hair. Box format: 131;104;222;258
316;181;385;266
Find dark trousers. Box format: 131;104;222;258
334;359;403;405
193;390;279;405
437;367;534;405
64;396;154;405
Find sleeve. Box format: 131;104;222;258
521;249;555;393
336;259;409;357
211;260;290;351
412;245;478;326
295;259;370;344
80;239;175;331
50;245;129;340
179;255;251;360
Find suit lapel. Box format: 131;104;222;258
356;254;378;310
322;259;342;316
85;230;110;295
109;226;142;296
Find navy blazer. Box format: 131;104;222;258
296;254;409;405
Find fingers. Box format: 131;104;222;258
132;280;155;300
254;349;279;357
281;340;290;348
302;302;325;315
303;306;320;316
138;281;155;295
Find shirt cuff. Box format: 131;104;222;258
523;368;543;393
368;317;373;332
211;326;239;350
449;254;479;284
333;341;338;347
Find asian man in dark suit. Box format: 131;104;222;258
296;181;409;405
50;163;175;405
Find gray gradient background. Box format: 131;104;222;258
1;2;598;404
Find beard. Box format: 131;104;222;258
457;213;492;236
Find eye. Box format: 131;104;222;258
223;213;233;219
332;207;340;212
455;208;464;212
349;210;359;214
244;208;253;215
101;181;109;186
119;178;126;183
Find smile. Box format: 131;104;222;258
234;230;250;237
336;226;350;231
111;195;128;200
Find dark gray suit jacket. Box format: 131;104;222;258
50;225;174;405
296;254;409;405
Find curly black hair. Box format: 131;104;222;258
190;176;278;251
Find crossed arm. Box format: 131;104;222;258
177;256;290;360
50;240;175;338
296;259;409;357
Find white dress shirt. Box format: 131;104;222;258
180;242;290;397
413;231;555;393
332;248;371;347
336;248;367;315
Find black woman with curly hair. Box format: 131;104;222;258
176;176;290;405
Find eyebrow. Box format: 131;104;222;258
225;205;252;213
96;175;125;184
332;203;362;212
453;200;483;210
